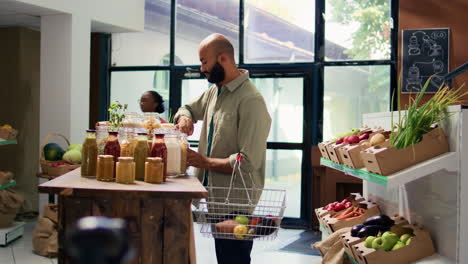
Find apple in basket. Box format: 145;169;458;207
51;162;68;168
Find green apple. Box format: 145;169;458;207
392;241;406;251
365;236;376;248
400;234;413;244
381;235;399;251
406;237;412;246
372;237;384;249
234;215;249;225
381;231;398;240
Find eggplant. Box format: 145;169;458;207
356;225;390;238
351;224;365;237
363;214;394;227
256;218;277;236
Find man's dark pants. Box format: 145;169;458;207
215;238;254;264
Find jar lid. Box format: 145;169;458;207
98;155;114;160
160;123;175;129
118;157;134;162
146;157;162;163
86;129;96;133
137;132;148;136
108;131;119;135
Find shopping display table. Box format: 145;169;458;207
38;168;207;264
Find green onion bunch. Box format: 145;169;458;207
390;77;467;149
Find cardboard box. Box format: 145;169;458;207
360;127;449;176
319;128;376;162
318;142;333;160
339;130;388;169
340;215;410;260
353;224;435;264
340;141;369;169
326;142;347;164
315;194;366;219
322;201;380;233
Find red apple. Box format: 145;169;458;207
336;137;344;144
334;203;345;211
249;217;261;226
347;135;360;144
359;133;369;140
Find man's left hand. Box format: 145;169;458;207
187;148;210;169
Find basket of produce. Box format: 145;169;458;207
0;124;18;140
195;154;286;241
40;133;81;177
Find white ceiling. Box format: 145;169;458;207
0;0;59;30
0;0;60;16
0;0;130;32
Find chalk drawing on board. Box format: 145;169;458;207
406;65;422;92
402;28;449;93
408;35;421;56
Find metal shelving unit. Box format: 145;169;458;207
319;105;466;263
320;151;457;187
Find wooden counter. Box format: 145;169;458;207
39;168;207;264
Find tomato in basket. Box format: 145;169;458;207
248;217;261;227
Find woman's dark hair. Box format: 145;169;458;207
147;90;165;113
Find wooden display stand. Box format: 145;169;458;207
39;168;207;264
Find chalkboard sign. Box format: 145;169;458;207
402;28;449;93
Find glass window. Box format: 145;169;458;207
323;65;390;141
265;149;302;218
175;0;239;65
244;0;315;63
181;79;211;141
110;71;170;121
111;0;171;66
251;77;303;143
180;77;304;143
325;0;391;61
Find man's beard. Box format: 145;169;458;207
204;62;225;84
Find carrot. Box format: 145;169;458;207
345;212;364;221
333;207;353;218
335;210;356;220
335;214;352;220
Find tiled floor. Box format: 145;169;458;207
0;192;322;264
1;222;322;264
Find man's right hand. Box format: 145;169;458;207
175;115;194;135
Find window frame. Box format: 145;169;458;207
104;0;399;228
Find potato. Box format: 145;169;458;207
360;141;372;149
215;220;238;233
370;133;385;146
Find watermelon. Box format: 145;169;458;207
44;143;65;161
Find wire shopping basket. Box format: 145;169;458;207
195;154;286;241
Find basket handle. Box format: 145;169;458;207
225;153;256;205
40;133;70;160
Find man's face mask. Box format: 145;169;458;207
203;58;225;84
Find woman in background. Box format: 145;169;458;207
139;91;168;123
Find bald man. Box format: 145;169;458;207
174;34;271;264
